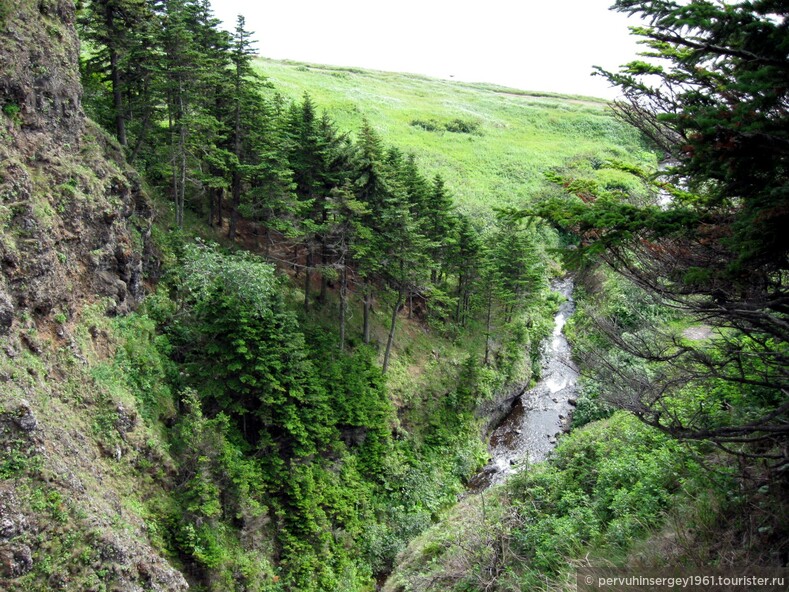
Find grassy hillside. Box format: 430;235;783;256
0;4;672;586
256;58;655;214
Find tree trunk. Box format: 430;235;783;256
339;266;347;351
110;50;126;146
229;62;243;239
484;289;493;366
382;290;404;374
216;188;223;228
171;137;179;227
455;273;464;322
128;108;151;163
319;207;328;303
304;247;312;313
363;284;371;344
208;187;215;226
319;244;328;303
173;80;186;229
105;9;126;147
178;120;186;228
228;170;240;239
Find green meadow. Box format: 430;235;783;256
256;58;655;214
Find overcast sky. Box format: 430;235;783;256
209;0;643;99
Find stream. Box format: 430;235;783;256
468;277;578;491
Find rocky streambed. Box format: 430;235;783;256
469;277;578;491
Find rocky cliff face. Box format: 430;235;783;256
0;0;149;327
0;2;187;589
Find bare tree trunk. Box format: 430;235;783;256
484;289;493;365
228;171;240;239
339;266;347;351
178;116;186;228
383;290;404;374
455;274;464;322
319;244;328;303
173;80;186;229
105;8;126;147
216;188;223;228
110;50;126;146
319;207;328;303
171;144;179;227
129;108;151;163
228;65;243;240
304;247;312;313
208;187;215;227
363;284;371;344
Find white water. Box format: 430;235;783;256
469;277;578;491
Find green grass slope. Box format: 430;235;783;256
256;58;654;213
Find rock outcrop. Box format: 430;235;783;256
0;0;149;323
0;2;187;590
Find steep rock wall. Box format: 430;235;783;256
0;2;187;590
0;0;150;329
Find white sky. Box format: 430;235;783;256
209;0;643;99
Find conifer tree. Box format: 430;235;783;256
80;0;154;147
423;174;456;284
539;0;789;447
374;146;432;372
353;120;390;343
155;0;200;227
326;184;371;350
314;113;356;302
285;94;326;310
448;214;482;326
491;215;544;323
226;14;258;239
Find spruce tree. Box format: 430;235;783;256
155;0;200;227
539;0;789;447
423;174;456;284
226;14;258;239
352;120;390;343
80;0;154;147
448;214;482;326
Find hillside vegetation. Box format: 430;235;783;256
0;2;662;591
5;1;785;592
257;58;653;212
384;1;789;589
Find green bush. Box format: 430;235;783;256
2;102;20;124
444;118;479;134
506;412;691;584
112;312;177;423
570;380;614;428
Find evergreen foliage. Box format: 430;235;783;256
536;0;789;456
73;3;579;589
138;242;530;589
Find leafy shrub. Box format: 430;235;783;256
410;117;481;134
410;118;442;132
2;102;20;124
112;312;177;423
506;412;690;585
570;380;614;428
444;118;479;134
